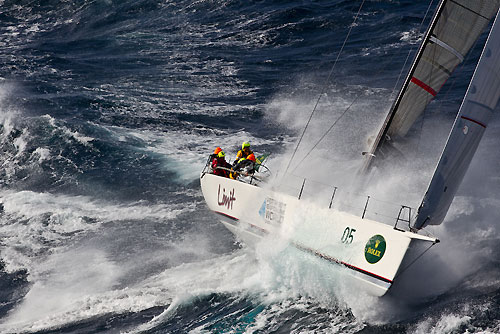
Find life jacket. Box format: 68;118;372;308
234;148;253;165
212;157;230;177
236;149;253;160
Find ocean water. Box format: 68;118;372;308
0;0;499;333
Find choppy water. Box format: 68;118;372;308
0;0;499;333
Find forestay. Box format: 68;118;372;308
364;0;500;166
414;8;500;229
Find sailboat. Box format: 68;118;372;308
200;1;500;296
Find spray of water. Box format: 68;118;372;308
257;80;500;324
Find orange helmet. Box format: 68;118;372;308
247;153;256;162
214;147;222;155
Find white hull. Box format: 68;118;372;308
200;172;436;296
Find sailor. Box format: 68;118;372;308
207;146;222;167
233;141;253;165
210;147;222;161
212;151;232;177
230;153;256;179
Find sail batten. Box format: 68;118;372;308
414;8;500;229
429;35;464;62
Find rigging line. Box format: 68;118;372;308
290;96;358;174
288;36;403;173
393;241;437;280
283;0;366;176
288;0;436;175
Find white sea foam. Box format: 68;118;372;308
1;221;370;334
0;249;258;333
42;114;94;146
32;147;50;163
400;28;423;44
0;189;196;273
12;128;28;156
2;248;122;331
0;190;190;224
413;313;471;334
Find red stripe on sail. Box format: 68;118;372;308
461;116;486;128
411;77;437;96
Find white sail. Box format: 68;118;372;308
414;8;500;229
364;0;500;168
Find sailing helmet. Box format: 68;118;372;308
247;153;256;162
218;151;225;158
214;147;222;154
242;141;250;150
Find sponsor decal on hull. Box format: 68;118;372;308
259;197;286;226
217;184;236;210
364;234;386;264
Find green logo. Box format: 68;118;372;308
364;235;386;264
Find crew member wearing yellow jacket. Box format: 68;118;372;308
233;141;253;165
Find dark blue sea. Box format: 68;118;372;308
0;0;499;333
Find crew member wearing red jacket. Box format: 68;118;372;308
212;151;231;177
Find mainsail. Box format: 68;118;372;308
414;8;500;229
363;0;500;168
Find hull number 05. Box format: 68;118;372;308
341;227;356;244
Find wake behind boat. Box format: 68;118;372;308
201;0;500;297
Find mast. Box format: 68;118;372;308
414;8;500;230
362;0;500;171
